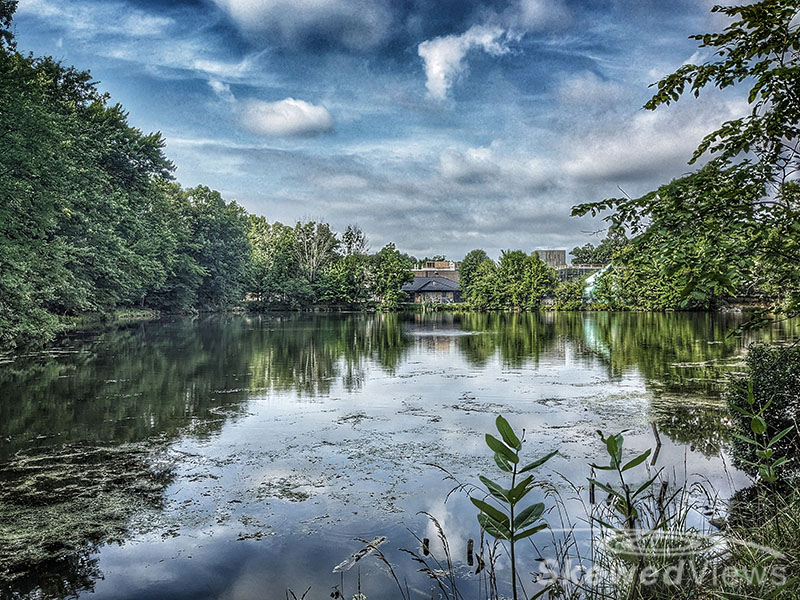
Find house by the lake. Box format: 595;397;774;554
402;260;462;303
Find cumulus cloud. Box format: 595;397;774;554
210;0;392;50
417;0;570;100
238;98;334;137
418;25;512;100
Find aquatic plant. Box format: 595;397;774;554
471;415;557;600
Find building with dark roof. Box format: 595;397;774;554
401;276;461;304
412;260;460;283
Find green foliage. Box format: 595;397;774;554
730;379;795;483
467;258;501;310
0;35;193;345
459;249;489;300
248;217;311;309
727;344;800;475
520;253;558;309
473;415;556;600
589;431;657;532
578;161;766;311
574;1;800;318
183;186;250;310
372;243;413;309
553;279;584;311
464;252;558;310
570;223;628;265
0;1;16;50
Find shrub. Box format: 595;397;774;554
554;280;584;310
727;344;800;475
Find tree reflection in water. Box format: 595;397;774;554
1;311;796;597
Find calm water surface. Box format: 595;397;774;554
1;312;797;599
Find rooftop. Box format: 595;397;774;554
401;277;460;292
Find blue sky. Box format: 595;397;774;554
12;0;745;259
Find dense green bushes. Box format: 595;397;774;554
727;344;800;472
461;250;560;310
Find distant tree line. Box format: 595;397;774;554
0;5;413;348
247;219;414;311
458;249;581;310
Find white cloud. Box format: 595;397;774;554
238;98;334;137
313;174;369;190
418;25;512;100
439;146;499;183
555;71;626;115
561;96;748;182
511;0;571;30
208;79;235;103
209;0;392;50
16;0;173;37
416;0;570;100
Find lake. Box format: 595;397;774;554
1;311;797;599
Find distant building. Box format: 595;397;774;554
402;277;461;303
536;250;602;281
555;265;603;281
535;250;567;268
404;259;461;303
412;260;460;283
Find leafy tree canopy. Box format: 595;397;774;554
574;0;800;318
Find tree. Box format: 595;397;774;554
521;254;558;309
554;280;584;311
247;217;310;308
184;186;250;310
497;250;529;308
342;224;369;257
570;223;628;265
460;249;489;299
574;0;800;318
467;258;500;310
371;243;413;309
293;221;339;285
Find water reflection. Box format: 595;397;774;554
1;311;797;598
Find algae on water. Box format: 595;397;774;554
0;442;173;593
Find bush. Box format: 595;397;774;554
554;280;584;310
727;344;800;474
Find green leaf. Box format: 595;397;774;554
485;434;519;464
588;478;624;501
470;497;510;528
621;449;651;472
513;523;548;541
514;502;545;529
751;416;767;435
520;450;558;474
508;475;535;504
479;475;510;502
495;415;521;450
478;512;511;540
733;432;759;446
494;453;513;473
589;463;616;471
769;426;795;447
